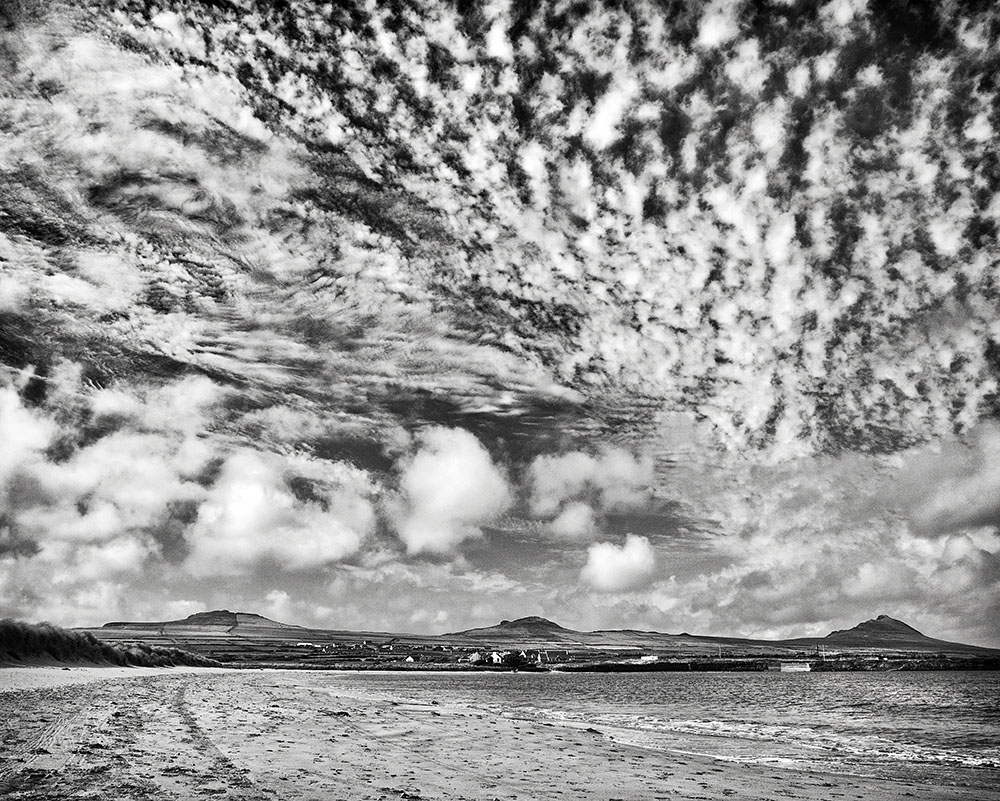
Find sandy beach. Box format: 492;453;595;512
0;666;995;800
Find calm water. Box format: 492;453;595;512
308;670;1000;788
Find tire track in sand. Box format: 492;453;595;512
0;674;276;800
156;679;275;800
0;680;162;800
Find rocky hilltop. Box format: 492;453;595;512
447;616;572;641
826;615;928;643
103;609;300;634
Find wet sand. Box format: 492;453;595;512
1;666;995;800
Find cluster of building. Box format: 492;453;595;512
279;639;577;667
460;649;571;666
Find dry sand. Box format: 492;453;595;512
1;666;995;800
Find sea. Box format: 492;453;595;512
309;670;1000;791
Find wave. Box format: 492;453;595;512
500;704;1000;771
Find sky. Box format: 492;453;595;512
1;0;1000;646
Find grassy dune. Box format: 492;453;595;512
0;619;220;667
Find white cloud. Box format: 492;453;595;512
764;212;796;266
529;451;595;516
585;79;638;150
840;560;916;600
0;273;28;312
927;216;963;257
724;39;767;95
486;18;514;62
393;428;512;554
186;450;373;575
520;141;551;210
696;3;739;49
72;536;152;582
144;375;227;436
957;19;990;51
787;64;810;96
580;534;656;592
0;385;55;484
550;501;596;539
528;447;653;518
856;64;883;87
819;0;867;28
263;589;294;622
149;9;207;60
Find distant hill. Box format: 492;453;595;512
448;616;572;640
103;609;300;634
813;615;987;652
444;613;1000;654
441;616;587;646
88;610;998;656
827;614;926;642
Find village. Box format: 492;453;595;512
280;640;575;669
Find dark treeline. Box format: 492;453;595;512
0;619;220;667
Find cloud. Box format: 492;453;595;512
549;501;596;539
585;79;638;150
528;447;653;520
185;450;374;575
0;370;226;559
964;112;992;143
818;0;867;28
897;423;1000;536
9;0;998;471
0;385;55;483
724;38;768;96
70;536;153;582
485;15;514;62
393;428;512;554
0;272;28;312
580;534;656;592
263;589;293;623
0;374;228;618
696;3;740;49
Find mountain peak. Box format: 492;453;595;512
445;615;576;640
103;609;300;630
500;616;564;630
824;614;927;644
182;610;299;627
184;610;237;625
856;615;922;634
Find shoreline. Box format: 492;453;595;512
0;663;229;692
1;667;997;800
